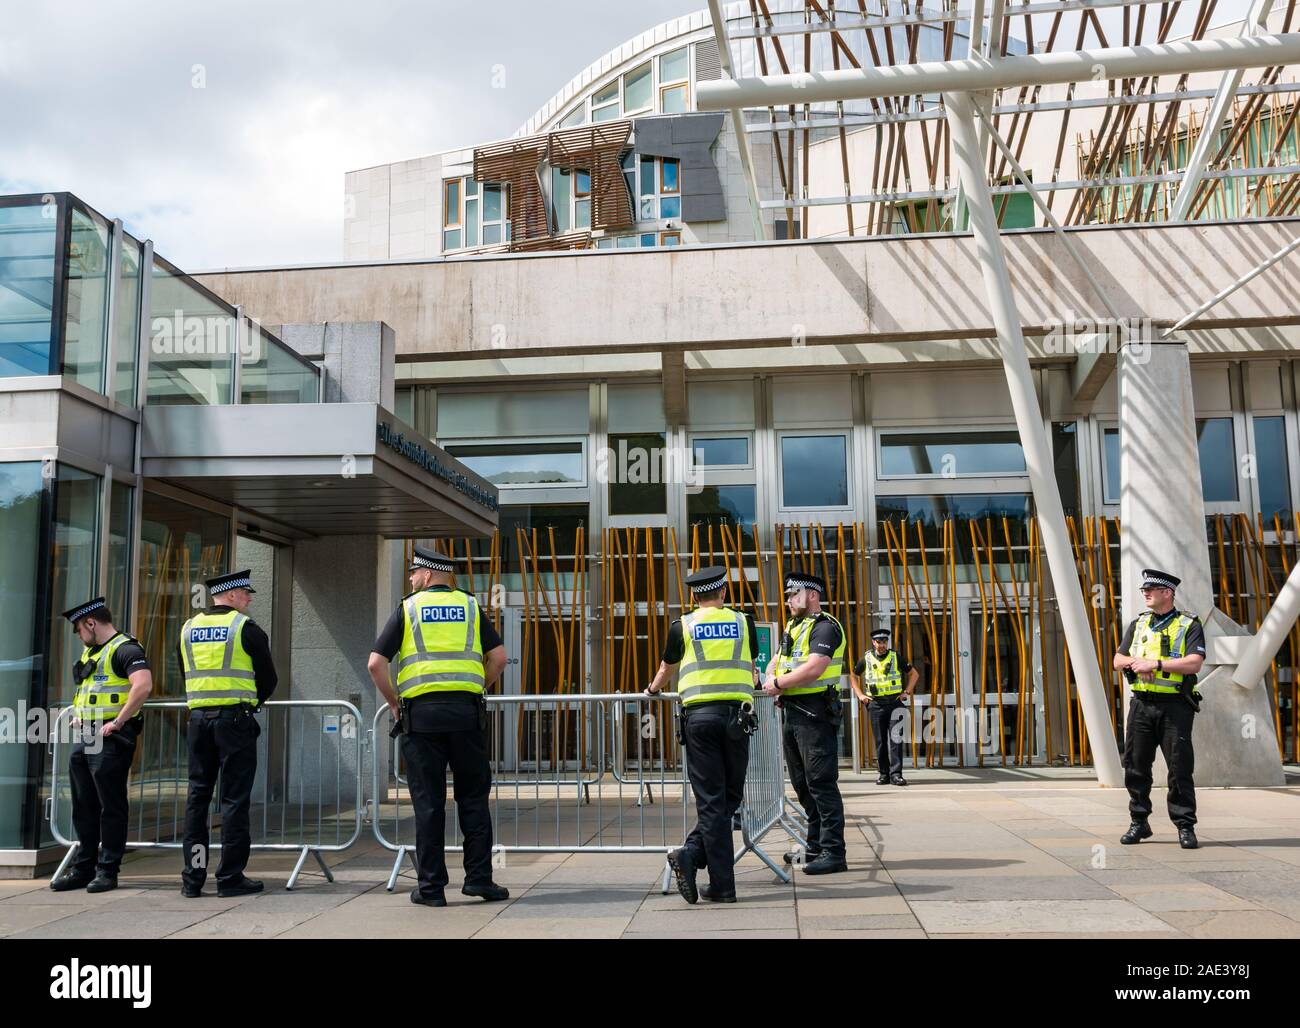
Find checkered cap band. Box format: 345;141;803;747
1141;572;1178;590
689;575;727;594
785;576;821;594
65;599;107;622
871;630;891;640
412;553;456;572
210;576;252;595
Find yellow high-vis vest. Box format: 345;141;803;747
677;606;754;706
181;609;258;708
778;613;847;696
396;589;485;699
863;649;903;697
73;633;134;721
1130;611;1197;694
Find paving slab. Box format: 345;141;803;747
12;909;214;939
1154;909;1300;938
0;905;80;937
913;899;1173;935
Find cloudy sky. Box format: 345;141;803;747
0;0;701;269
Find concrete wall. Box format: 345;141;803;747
196;219;1300;362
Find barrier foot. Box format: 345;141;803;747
50;844;80;884
314;849;335;883
386;847;414;892
287;847;336;891
637;783;655;807
660;859;672;896
735;835;792;885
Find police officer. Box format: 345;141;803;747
367;546;509;907
179;570;278;898
1113;568;1206;850
645;567;758;905
764;573;848;875
50;598;152;894
850;628;918;786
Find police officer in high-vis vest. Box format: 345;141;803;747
850;628;918;786
645;567;758;904
1113;568;1206;850
179;570;278;897
51;598;152;894
368;546;509;907
764;573;848;875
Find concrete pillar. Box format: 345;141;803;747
287;533;387;804
1118;339;1284;787
276;321;395;407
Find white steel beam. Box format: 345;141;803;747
707;0;766;241
1168;0;1275;222
1233;559;1300;687
1165;231;1300;333
944;90;1125;787
698;34;1300;109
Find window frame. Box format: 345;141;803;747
443;436;588;491
875;424;1029;481
776;429;854;513
689;431;753;472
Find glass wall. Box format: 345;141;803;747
240;326;320;404
113;235;142;406
107;481;134;624
146;257;236;405
138;491;230;698
1253;416;1291;521
0;463;44;848
47;466;103;707
781;434;849;508
1197;417;1238;503
61;206;110;392
0;200;57;377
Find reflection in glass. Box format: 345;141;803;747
63;207;110;392
447;441;584;486
146;258;236;405
1253;416;1291;520
0;203;57;376
107;481;133;626
48;466;102;708
880;430;1026;476
1197;418;1238;503
1102;426;1120;503
688;484;756;549
691;436;749;466
876;493;1033;575
1052;422;1080;520
607;432;667;516
624;62;652;111
138;491;230;699
0;463;43;847
114;237;142;406
241;330;319;404
781;435;848;508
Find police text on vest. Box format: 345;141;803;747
420;606;467;623
691;622;740;640
190;626;230;643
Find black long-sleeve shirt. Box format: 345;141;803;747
176;604;278;704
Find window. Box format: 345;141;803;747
691;435;750;468
689;485;757;549
781;433;849;508
0;201;58;377
146;257;236;406
1253;416;1291;520
593;80;620;122
1102;425;1120;504
1053;422;1081;521
443;178;461;251
623;62;652;113
113;236;142;406
877;494;1033;566
659;46;690;113
574;170;591;230
445;440;585;487
63;206;110;393
635;156;681;222
445;177;509;250
1198;417;1238;503
606;432;667;515
879;430;1026;477
660;231;681;246
559;104;587;128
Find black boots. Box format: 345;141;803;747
1120;821;1154;845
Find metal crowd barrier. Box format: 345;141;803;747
47;699;364;890
370;693;692;891
732;694;793;883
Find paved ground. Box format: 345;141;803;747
5;768;1299;939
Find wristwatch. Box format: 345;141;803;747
773;676;781;691
1156;660;1163;673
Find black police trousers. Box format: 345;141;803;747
1123;694;1197;828
182;710;260;888
402;727;494;895
869;697;906;778
681;701;750;893
68;722;139;876
782;704;846;858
